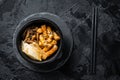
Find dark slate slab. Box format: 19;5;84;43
0;0;120;80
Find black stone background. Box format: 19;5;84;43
0;0;120;80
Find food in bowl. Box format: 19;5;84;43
21;24;60;61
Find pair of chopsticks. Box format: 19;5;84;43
90;5;98;74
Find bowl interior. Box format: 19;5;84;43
16;18;63;64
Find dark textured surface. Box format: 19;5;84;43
0;0;120;80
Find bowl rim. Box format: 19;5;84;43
14;16;63;64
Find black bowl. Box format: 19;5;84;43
16;18;63;64
13;12;73;72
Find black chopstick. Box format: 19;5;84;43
90;6;98;74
